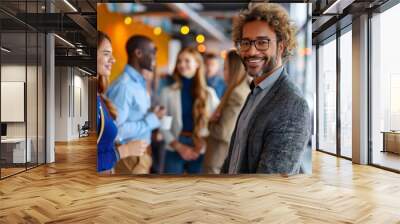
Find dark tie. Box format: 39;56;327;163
250;81;256;92
249;81;261;96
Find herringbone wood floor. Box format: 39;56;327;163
1;135;400;223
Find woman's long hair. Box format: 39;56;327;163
172;47;209;142
97;31;117;120
214;50;247;116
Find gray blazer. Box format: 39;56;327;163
221;71;312;174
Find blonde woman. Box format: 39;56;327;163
203;50;250;174
160;47;219;174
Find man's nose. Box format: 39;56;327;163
247;43;259;56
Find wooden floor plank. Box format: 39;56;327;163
0;135;399;223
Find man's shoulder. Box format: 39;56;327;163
111;69;144;87
264;74;310;115
107;73;138;99
277;74;306;102
109;77;127;91
117;70;136;83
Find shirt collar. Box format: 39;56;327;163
257;66;284;91
250;65;283;92
124;64;146;85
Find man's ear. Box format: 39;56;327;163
134;49;142;59
278;41;285;56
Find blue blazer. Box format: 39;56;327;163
97;95;118;172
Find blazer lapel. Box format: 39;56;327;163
245;71;288;141
224;90;253;168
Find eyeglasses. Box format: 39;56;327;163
235;38;273;51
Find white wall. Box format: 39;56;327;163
1;64;45;164
1;65;29;143
1;65;40;138
54;67;89;141
72;72;89;138
55;66;69;141
1;65;26;140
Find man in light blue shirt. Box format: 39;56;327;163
107;35;165;162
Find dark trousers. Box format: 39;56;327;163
163;135;204;174
150;139;166;174
164;151;204;174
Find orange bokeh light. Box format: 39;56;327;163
197;44;206;53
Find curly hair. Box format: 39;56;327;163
232;3;298;61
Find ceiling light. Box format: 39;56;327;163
180;25;190;35
196;34;205;43
187;3;203;11
124;16;132;25
153;27;162;36
54;34;75;48
220;50;227;59
197;44;206;53
1;47;11;53
78;67;92;76
76;49;83;55
322;0;353;15
63;0;78;12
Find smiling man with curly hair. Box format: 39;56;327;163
221;3;312;175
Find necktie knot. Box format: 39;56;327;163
249;81;261;95
250;81;255;91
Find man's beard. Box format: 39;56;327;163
139;56;154;72
241;55;278;78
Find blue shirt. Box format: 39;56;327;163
229;66;284;174
181;77;194;133
97;95;118;172
106;65;160;144
207;75;226;99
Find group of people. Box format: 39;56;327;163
97;3;312;175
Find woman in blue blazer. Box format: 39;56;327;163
97;31;148;174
